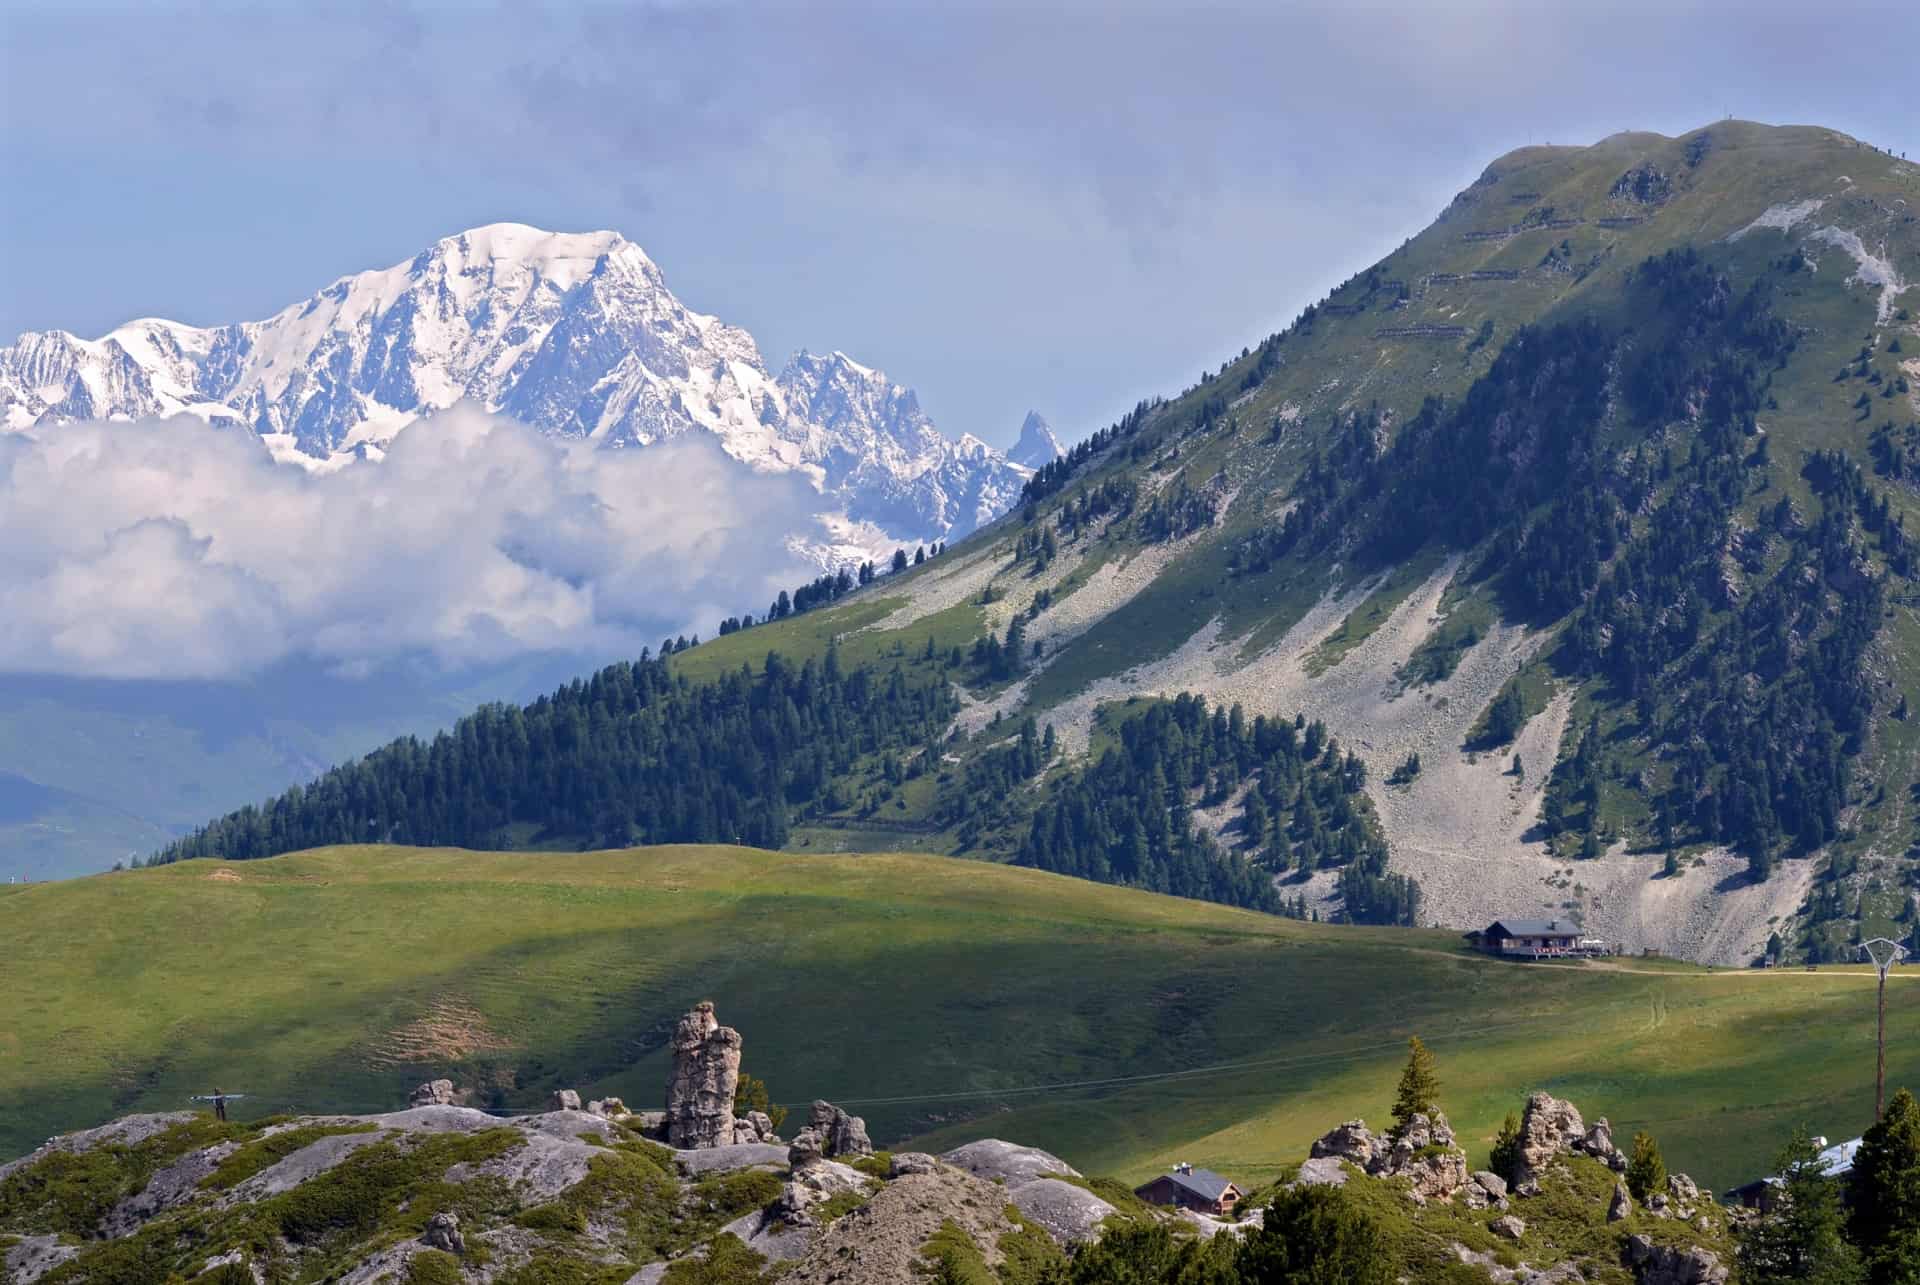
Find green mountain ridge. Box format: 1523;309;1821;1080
156;120;1920;965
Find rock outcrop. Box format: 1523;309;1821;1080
1305;1113;1470;1203
1624;1233;1729;1284
1512;1092;1628;1190
787;1100;872;1163
665;1001;743;1150
423;1210;464;1254
550;1089;582;1112
409;1079;456;1107
732;1110;778;1146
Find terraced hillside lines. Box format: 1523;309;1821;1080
9;845;1920;1198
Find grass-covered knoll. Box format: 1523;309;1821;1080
6;844;1919;1198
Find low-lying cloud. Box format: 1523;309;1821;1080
0;408;821;680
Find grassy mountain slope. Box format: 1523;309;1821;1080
653;121;1920;962
7;845;1919;1197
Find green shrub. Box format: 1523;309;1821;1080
686;1169;782;1224
816;1190;870;1223
1237;1183;1396;1284
515;1201;589;1234
920;1219;996;1284
200;1123;378;1190
403;1249;465;1285
661;1233;775;1284
994;1207;1067;1284
850;1152;894;1180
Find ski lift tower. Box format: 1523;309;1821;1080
1860;937;1908;1120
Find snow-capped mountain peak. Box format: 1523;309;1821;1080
1009;410;1066;469
0;224;1032;557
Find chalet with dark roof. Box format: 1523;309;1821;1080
1134;1163;1243;1216
1465;918;1604;959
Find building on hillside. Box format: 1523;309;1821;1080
1464;918;1605;960
1724;1134;1861;1209
1134;1163;1243;1216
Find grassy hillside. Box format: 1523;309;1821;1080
7;844;1918;1196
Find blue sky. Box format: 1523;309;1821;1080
2;0;1915;448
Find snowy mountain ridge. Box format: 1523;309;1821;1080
0;223;1036;553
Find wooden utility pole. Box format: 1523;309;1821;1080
1861;938;1907;1120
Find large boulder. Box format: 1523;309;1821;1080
1624;1233;1729;1284
665;1001;743;1150
673;1143;790;1176
1516;1093;1587;1185
938;1139;1080;1186
1007;1177;1116;1245
1609;1182;1633;1222
1308;1120;1377;1168
1294;1157;1350;1187
732;1111;778;1146
1402;1150;1471;1204
803;1101;872;1158
423;1211;464;1254
550;1089;582;1112
410;1079;456;1108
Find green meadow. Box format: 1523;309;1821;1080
4;844;1915;1196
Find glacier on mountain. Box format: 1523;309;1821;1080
0;223;1032;558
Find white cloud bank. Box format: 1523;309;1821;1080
0;408;821;680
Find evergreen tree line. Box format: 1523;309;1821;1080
149;648;957;864
735;543;945;633
1019;398;1161;505
1013;694;1420;924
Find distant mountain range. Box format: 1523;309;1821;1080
0;222;1065;560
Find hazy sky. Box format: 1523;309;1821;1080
3;1;1915;449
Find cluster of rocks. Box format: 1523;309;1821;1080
1303;1111;1472;1205
788;1100;873;1166
1302;1093;1729;1285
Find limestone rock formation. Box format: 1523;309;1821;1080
1625;1233;1729;1284
550;1089;582;1112
731;1110;778;1145
808;1100;873;1158
665;1001;743;1150
423;1210;464;1254
1609;1182;1633;1222
409;1079;456;1107
1294;1156;1350;1187
890;1152;940;1177
1516;1093;1586;1184
1308;1120;1377;1168
1308;1113;1469;1202
587;1096;629;1119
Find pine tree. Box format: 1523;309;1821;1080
1390;1036;1440;1137
1626;1131;1668;1203
1235;1184;1395;1284
1737;1127;1865;1284
1849;1087;1920;1284
1489;1111;1524;1183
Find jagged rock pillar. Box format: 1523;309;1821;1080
665;1001;743;1149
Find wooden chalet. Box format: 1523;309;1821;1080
1466;918;1605;960
1134;1163;1243;1216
